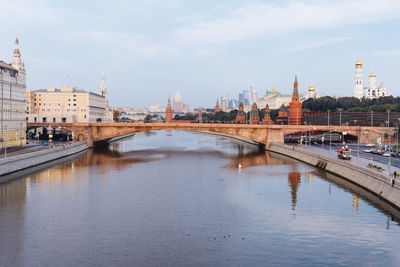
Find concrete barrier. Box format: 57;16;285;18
268;143;400;210
0;142;88;177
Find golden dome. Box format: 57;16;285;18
308;84;315;92
355;58;362;68
369;72;376;78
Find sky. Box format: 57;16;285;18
1;0;399;109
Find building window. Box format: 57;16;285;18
42;117;47;122
53;118;56;123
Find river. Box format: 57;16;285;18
1;131;400;266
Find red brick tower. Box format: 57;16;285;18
214;99;221;113
263;104;274;125
235;102;246;123
250;102;259;124
289;75;303;125
276;104;288;124
165;97;173;123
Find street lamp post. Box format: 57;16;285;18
328;109;331;151
357;126;360;159
338;108;343;126
371;111;374;127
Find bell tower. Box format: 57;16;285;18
353;58;363;99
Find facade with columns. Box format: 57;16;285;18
26;74;110;123
0;39;27;148
353;58;389;99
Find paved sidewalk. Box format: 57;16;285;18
0;142;72;159
295;144;400;177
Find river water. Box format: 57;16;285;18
1;131;400;266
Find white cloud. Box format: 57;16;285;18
176;0;400;44
374;49;400;56
287;37;356;52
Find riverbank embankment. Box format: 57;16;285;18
268;143;400;210
0;141;88;178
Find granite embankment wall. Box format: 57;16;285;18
268;143;400;209
0;141;88;177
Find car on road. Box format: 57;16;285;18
366;143;375;147
363;149;372;153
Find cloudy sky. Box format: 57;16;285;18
1;0;399;108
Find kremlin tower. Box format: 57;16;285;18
250;103;260;124
263;104;273;125
353;58;364;99
276;104;288;125
235;102;246;123
214;99;221;113
165;98;173;123
289;76;302;125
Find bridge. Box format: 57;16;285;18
27;122;394;148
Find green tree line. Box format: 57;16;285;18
302;96;400;112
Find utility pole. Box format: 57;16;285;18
387;109;391;169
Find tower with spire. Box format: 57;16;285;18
99;73;110;122
353;58;364;99
214;99;221;113
289;75;302;125
11;38;25;73
263;104;273;125
165;97;173;123
0;38;27;149
250;102;259;124
235;102;246;123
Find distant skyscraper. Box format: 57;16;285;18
173;91;183;113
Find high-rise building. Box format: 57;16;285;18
1;38;27;148
289;75;302;125
173;91;183;113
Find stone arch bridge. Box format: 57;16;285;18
27;123;394;148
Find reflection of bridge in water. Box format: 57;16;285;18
27;123;393;148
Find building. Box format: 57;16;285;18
27;85;109;123
99;73;113;122
1;38;27;148
119;108;149;122
173;91;183;113
288;76;302;125
353;58;389;99
276;104;288;125
235;102;246;123
214;99;221;113
303;84;318;100
165;98;173;123
263;104;273;125
250;103;259;124
256;88;292;110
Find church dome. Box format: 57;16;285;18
308;84;315;92
355;58;362;68
369;72;376;78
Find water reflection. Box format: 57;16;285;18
0;131;400;266
288;172;301;210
